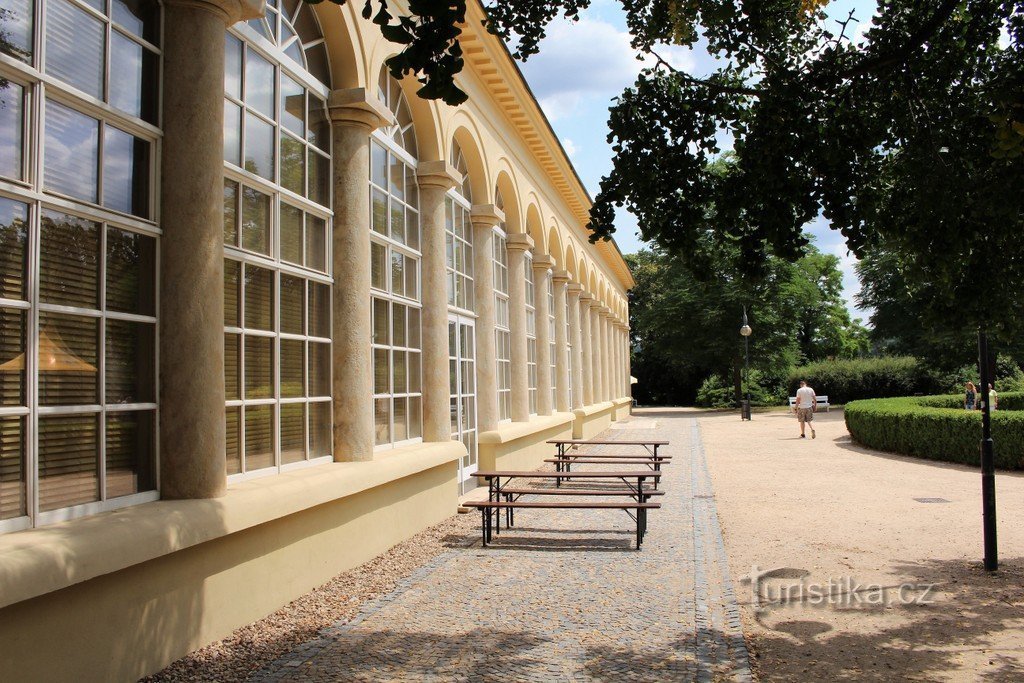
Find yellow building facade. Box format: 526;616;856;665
0;0;633;679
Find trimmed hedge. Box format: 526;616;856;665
844;393;1024;469
789;357;943;404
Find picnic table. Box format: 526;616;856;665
547;438;670;459
466;469;663;549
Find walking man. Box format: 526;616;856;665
794;380;816;439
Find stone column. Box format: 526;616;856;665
552;270;571;413
159;0;262;500
532;256;555;416
617;324;626;398
416;161;461;441
506;234;534;421
590;302;603;403
327;89;393;461
624;324;632;397
567;284;584;411
579;292;594;406
470;205;504;433
600;309;612;401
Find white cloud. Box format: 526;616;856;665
561;137;578;157
520;16;696;121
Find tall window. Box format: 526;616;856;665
525;254;537;415
492;223;511;421
0;0;160;532
566;296;574;408
372;69;422;447
223;11;333;478
547;273;556;409
446;141;474;314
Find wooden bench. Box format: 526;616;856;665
788;396;830;412
544;457;668;474
547;439;670;459
471;470;664;549
462;500;661;549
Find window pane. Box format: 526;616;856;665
241;185;271;255
38;414;99;511
370;142;386;188
393;396;407;442
40;211;100;308
105;411;155;498
0;197;28;301
244;405;274;471
110;32;158;123
224;100;241;165
280;74;305;136
0;308;25;406
389;154;404;200
224;34;242;99
390;201;405;244
391;251;404;297
280;274;304;335
244;265;273;330
223;179;239;246
409;396;421;439
0;416;26;520
280;402;305;464
392;303;406;347
244;335;273;399
280;338;303;397
225;406;241;474
107;226;156;316
224;259;240;327
393;350;406;394
405;256;418;300
370;242;386;290
244;112;275;180
0;0;32;62
0;82;23;180
374;397;389;446
372;298;388;345
38;312;98;405
373;347;388;394
280;202;303;265
409;351;420;394
305;214;326;272
308;341;329;397
308;150;329;206
309;401;331;457
408;307;420;349
44;100;99;202
280;133;305;196
371;188;387;235
46;0;104;99
244;49;275;117
307;96;329;151
308;282;329;338
406;210;419;251
106;319;155;404
103;126;150;218
224;332;239;400
112;0;160;43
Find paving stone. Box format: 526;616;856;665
251;416;750;682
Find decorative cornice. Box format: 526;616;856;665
416;161;462;191
327;88;394;131
470;204;505;229
506;233;535;252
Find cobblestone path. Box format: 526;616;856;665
254;413;750;681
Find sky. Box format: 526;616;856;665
515;0;877;318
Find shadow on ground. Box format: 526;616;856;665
745;556;1024;682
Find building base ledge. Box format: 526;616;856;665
0;441;464;610
573;401;616;419
478;412;575;445
612;396;633;407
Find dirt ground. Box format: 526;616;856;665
698;408;1024;682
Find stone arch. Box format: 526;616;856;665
563;242;578;280
546;224;563;267
311;0;363;88
578;258;590;292
450;120;491;204
523;198;545;252
494;167;522;233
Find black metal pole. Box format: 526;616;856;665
979;328;998;571
744;333;750;420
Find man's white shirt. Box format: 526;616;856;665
796;386;816;408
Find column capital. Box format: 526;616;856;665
532;255;556;272
165;0;264;24
327;88;394;131
566;282;584;297
552;269;571;284
598;306;612;317
506;233;535;253
579;291;595;304
470;204;505;229
417;161;462;191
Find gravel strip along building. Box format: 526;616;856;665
0;1;635;679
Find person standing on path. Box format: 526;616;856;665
794;380;816;439
965;381;977;411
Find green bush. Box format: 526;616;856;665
695;371;786;408
845;393;1024;469
789;357;943;404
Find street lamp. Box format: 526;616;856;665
740;306;752;421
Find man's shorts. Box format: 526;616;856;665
797;407;814;423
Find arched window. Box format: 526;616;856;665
493;189;511;422
0;0;161;532
446;140;474;313
223;11;333;479
371;69;422;448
